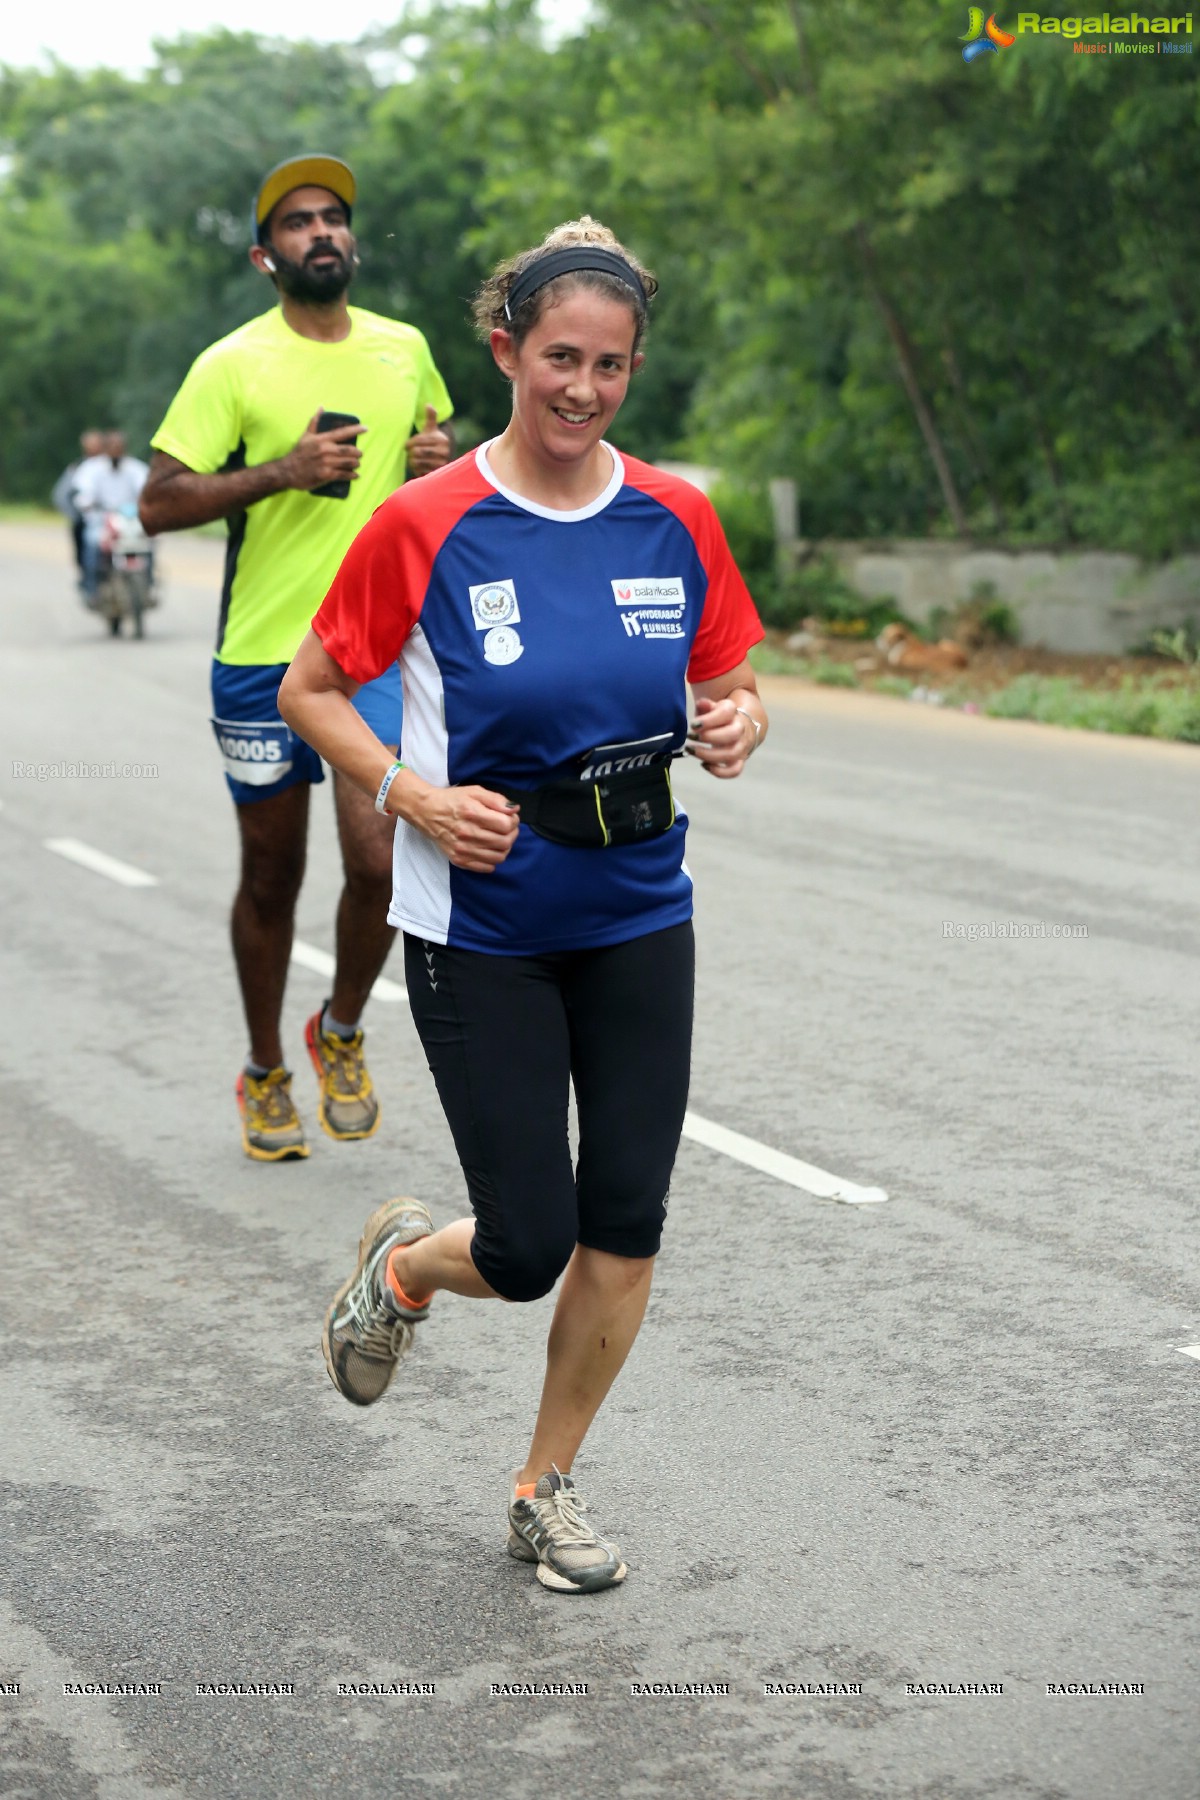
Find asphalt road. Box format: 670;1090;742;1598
1;520;1197;1800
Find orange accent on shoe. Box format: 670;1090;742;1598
385;1249;434;1311
514;1482;538;1500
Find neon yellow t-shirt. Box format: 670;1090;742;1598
151;305;453;665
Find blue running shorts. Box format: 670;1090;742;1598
211;659;403;806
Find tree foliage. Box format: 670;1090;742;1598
1;2;1196;554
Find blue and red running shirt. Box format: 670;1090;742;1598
313;442;764;954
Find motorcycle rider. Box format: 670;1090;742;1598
51;429;106;587
75;431;150;606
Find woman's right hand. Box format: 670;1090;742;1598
411;785;520;872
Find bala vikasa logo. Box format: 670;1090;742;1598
961;8;1017;58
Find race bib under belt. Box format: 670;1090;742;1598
211;717;295;787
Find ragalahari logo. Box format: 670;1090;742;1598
961;9;1017;58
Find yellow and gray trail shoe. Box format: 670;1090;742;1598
507;1470;628;1594
305;1007;380;1141
321;1199;433;1406
235;1066;309;1162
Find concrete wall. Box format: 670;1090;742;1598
654;462;1200;655
788;539;1200;656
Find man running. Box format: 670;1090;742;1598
140;154;454;1162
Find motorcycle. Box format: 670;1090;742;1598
93;506;159;638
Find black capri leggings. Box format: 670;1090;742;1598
403;922;694;1303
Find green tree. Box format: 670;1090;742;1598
584;0;1200;550
0;34;377;494
2;2;1196;553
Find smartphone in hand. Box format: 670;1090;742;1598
311;410;361;499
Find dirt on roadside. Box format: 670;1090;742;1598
764;628;1199;697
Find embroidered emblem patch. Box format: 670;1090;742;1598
482;625;524;665
469;580;520;629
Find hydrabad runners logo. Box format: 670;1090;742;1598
961;8;1016;58
611;577;687;641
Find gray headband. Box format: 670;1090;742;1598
503;247;647;322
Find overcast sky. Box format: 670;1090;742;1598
3;0;590;76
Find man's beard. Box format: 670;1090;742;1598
269;243;354;304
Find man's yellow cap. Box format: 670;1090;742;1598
254;155;356;240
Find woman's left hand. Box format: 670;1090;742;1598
685;695;755;779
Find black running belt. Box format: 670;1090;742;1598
502;762;677;849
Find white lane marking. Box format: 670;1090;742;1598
682;1111;888;1204
44;837;159;888
290;937;407;1003
1177;1346;1200;1362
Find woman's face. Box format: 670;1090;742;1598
492;286;643;471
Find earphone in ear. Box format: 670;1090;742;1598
263;256;276;272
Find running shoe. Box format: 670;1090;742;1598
305;1005;380;1141
235;1066;309;1162
507;1469;627;1594
321;1198;433;1406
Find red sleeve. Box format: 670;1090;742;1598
313;496;417;683
618;458;763;683
685;497;765;684
312;457;487;684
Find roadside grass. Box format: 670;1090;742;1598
751;644;859;687
0;503;60;522
0;505;222;543
749;643;1200;744
979;673;1200;743
747;643;805;676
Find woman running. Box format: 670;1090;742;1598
279;216;767;1594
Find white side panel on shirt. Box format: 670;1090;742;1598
388;622;452;941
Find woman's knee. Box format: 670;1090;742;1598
575;1245;657;1290
473;1219;576;1304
